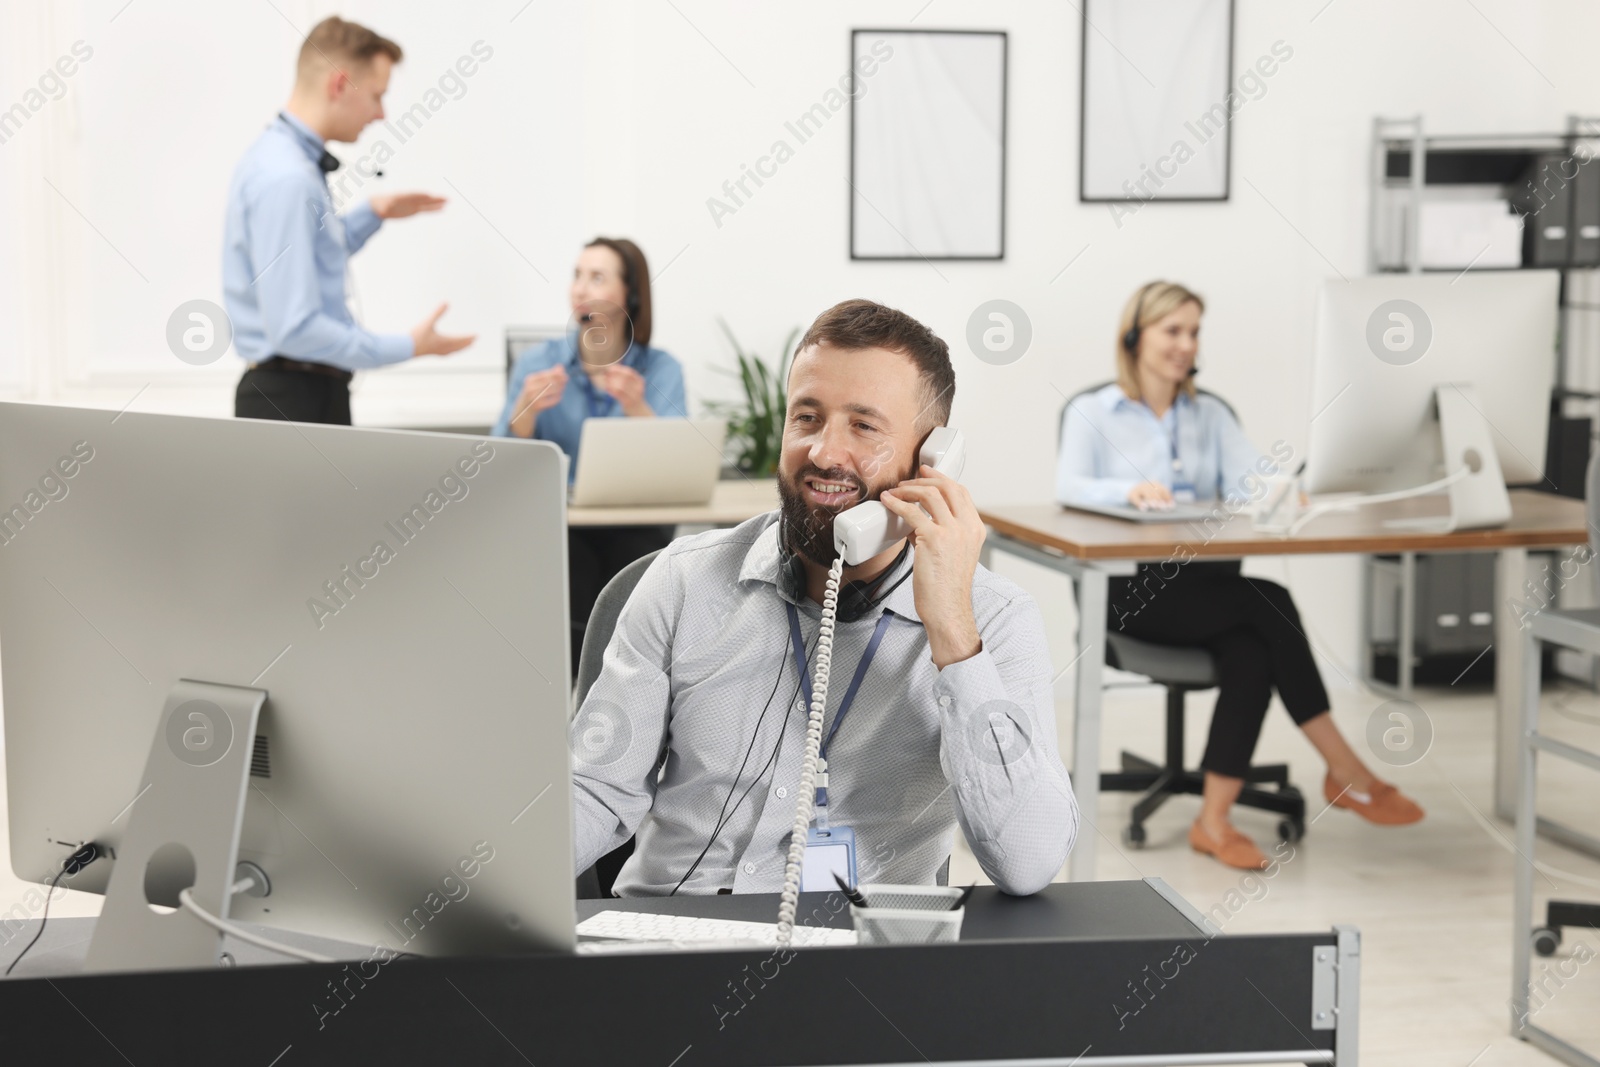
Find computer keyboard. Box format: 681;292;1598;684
576;909;857;948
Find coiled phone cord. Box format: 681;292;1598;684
775;555;844;946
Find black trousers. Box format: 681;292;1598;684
1107;561;1330;779
568;525;674;676
235;367;352;425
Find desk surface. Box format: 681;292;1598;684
4;881;1204;981
568;477;777;527
579;879;1206;943
980;488;1587;561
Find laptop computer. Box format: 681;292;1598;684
570;418;728;507
1064;500;1223;524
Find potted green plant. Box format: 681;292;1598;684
703;320;799;477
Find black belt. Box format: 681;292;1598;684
248;356;353;382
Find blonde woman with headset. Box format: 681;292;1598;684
1056;281;1423;870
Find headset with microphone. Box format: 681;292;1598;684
576;244;640;336
1123;281;1199;377
1122;282;1204;504
1122;283;1151;358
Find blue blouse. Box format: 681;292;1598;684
491;335;687;481
1055;384;1262;506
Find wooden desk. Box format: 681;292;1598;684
978;490;1589;881
568;478;777;528
983;490;1587;560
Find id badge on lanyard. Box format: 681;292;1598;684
785;604;891;890
800;825;857;892
1168;407;1196;502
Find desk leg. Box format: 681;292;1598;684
1071;567;1108;882
1511;622;1541;1041
1359;556;1378;692
1495;547;1528;820
1399;551;1416;698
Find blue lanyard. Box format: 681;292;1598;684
1156;402;1182;474
785;603;894;809
1156;401;1197;498
575;367;618;420
573;339;638;419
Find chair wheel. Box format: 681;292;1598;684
1122;824;1147;849
1277;817;1304;844
1533;926;1562;957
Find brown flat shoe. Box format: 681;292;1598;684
1189;820;1268;870
1324;774;1424;825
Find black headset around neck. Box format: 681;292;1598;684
775;514;910;623
277;113;343;174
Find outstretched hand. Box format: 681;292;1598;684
410;302;475;358
372;192;446;219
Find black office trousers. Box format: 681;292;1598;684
1107;560;1331;779
568;525;674;676
235;366;352;425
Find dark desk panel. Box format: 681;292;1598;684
1;879;1350;1066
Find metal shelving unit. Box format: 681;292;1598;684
1364;116;1600;689
1516;609;1600;1066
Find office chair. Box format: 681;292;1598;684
504;325;565;389
1060;383;1307;847
573;548;664;900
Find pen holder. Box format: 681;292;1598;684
850;884;965;945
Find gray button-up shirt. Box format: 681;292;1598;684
570;511;1079;896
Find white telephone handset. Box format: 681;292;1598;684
774;426;966;945
831;427;967;566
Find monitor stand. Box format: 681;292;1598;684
82;680;267;974
1383;383;1512;533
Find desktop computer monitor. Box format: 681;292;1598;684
1304;271;1559;527
0;404;575;970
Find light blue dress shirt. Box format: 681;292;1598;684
1055;384;1261;506
491;335;687;482
572;511;1078;896
222;113;413;371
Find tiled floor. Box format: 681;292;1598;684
946;678;1600;1067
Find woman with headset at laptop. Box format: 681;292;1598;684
492;237;686;674
1056;281;1423;871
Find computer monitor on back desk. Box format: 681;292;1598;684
1304;270;1558;531
0;404;576;972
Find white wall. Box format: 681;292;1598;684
3;0;1597;684
572;0;1600;685
0;0;585;423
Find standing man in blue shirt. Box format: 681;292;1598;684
225;16;473;425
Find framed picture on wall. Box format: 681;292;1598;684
1079;0;1235;203
850;29;1007;260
